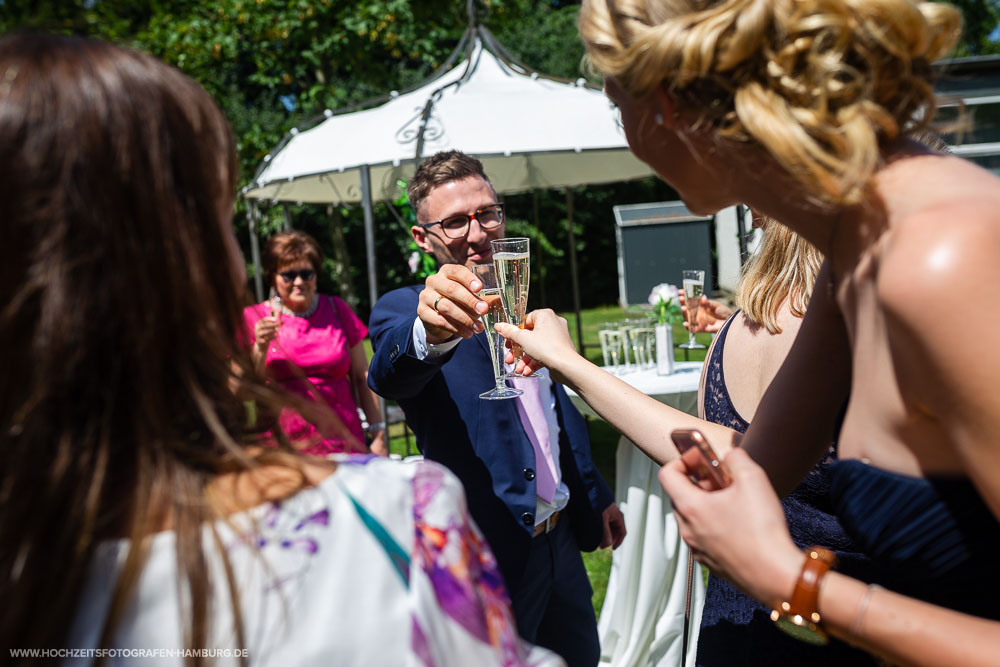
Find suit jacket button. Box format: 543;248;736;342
524;468;535;481
389;344;400;361
521;512;534;526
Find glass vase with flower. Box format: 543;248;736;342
648;283;683;375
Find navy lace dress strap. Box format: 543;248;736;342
701;312;749;433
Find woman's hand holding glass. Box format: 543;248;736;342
254;317;280;349
679;292;733;335
495;309;582;385
659;448;804;606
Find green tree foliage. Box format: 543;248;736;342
493;1;587;79
3;0;997;316
945;0;1000;55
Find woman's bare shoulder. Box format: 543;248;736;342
879;178;1000;349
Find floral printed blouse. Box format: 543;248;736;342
65;456;564;666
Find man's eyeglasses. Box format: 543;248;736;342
278;269;316;282
419;203;505;239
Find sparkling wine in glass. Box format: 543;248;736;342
473;264;523;401
680;269;706;350
270;294;283;340
491;237;540;378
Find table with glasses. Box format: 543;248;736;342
567;361;706;667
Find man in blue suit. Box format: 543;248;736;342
368;151;625;666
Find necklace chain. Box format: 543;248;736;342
276;295;319;318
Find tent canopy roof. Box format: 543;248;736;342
243;27;651;204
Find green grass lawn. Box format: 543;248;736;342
375;303;714;616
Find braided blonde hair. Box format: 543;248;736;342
580;0;961;205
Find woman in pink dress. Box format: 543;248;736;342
244;230;388;456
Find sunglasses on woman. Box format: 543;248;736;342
278;269;316;282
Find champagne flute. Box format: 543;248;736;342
598;321;622;374
491;237;540;378
474;264;523;401
270;293;283;345
680;269;707;350
271;294;283;326
631;317;654;369
619;319;635;373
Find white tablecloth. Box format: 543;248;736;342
567;362;706;667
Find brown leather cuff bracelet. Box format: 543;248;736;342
770;546;837;645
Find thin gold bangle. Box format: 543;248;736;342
850;583;883;642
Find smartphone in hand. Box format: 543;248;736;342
670;428;732;490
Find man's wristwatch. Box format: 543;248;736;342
365;421;386;435
770;546;837;645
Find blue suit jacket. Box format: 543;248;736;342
368;285;614;588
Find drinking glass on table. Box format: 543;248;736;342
598;321;623;374
680;270;707;350
630;317;654;369
491;237;540;378
473;264;523;401
619;319;636;372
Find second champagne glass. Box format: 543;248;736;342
680;269;707;350
491;237;540;378
473;264;523;401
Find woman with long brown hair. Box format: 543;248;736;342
497;0;1000;663
0;34;563;666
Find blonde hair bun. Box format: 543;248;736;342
580;0;962;204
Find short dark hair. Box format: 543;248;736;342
263;230;323;286
407;150;493;221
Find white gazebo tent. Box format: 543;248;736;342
241;8;652;324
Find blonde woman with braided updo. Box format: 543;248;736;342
493;0;1000;663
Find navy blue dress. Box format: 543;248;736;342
830;459;1000;621
696;314;878;666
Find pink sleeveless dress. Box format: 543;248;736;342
243;295;367;456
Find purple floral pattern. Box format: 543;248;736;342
410;461;533;666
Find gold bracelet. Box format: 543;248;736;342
849;583;883;643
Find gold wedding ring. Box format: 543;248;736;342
433;295;444;312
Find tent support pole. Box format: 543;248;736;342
247;202;264;302
282;203;293;231
360;164;378;309
565;189;584;355
736;203;750;268
359;164;387;430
